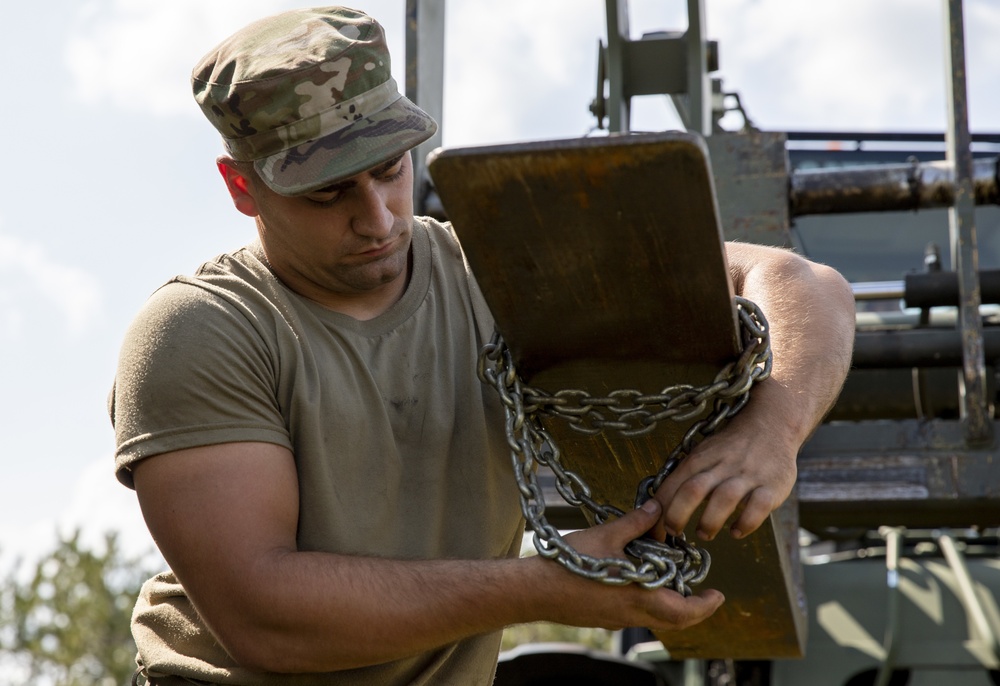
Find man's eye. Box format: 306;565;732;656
382;159;406;181
306;191;342;206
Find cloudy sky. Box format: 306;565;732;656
1;0;998;567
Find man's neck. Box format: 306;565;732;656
316;259;412;321
252;242;414;321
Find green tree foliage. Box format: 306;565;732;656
0;530;155;686
501;622;615;653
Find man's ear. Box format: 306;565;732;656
217;156;260;217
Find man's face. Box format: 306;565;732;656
249;152;415;311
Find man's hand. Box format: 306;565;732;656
651;382;798;542
529;500;724;632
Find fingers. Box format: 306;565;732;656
652;431;796;540
600;498;663;543
659;475;780;541
597;499;662;549
672;589;726;629
562;566;725;631
657;470;715;537
640;588;725;631
613;498;662;541
730;488;780;539
693;478;753;540
564;499;662;560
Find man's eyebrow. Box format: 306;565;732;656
308;155;405;195
371;154;405;176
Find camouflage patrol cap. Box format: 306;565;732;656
192;6;437;196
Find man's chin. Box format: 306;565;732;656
343;251;409;292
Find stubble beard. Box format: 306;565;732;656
331;222;413;294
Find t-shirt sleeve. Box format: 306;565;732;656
110;280;291;488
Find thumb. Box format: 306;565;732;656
607;499;661;541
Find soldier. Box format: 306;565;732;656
110;6;855;685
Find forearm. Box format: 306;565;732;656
727;242;855;447
193;512;722;674
133;437;722;675
207;551;539;672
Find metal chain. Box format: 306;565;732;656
478;297;771;595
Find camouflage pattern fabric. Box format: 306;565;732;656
192;6;437;195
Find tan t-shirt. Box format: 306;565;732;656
111;218;524;685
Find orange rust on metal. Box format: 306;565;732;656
427;133;741;378
654;496;806;659
428;132;805;658
789;158;999;217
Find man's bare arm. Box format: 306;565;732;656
652;242;855;541
132;442;723;674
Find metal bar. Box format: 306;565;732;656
683;660;705;686
943;0;991;444
851;270;1000;304
853;281;904;301
405;0;446;215
789;157;999;217
937;531;1000;663
797;419;1000;530
604;0;631;132
686;0;710;135
852;328;1000;369
851;270;1000;306
873;527;903;686
785;130;1000;144
906;269;1000;308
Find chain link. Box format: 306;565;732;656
478;297;771;595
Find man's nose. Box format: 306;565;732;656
351;183;394;238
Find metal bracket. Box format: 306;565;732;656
599;0;718;134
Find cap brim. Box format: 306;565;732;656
254;96;437;196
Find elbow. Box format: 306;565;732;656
748;248;855;325
810;260;856;329
218;626;316;674
813;263;857;359
737;248;856;362
215;619;370;674
193;593;320;673
210;619;295;673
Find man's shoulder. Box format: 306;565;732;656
416;214;460;248
415;215;471;270
150;243;279;309
126;244;285;344
187;242;274;291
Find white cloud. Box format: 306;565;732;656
441;0;999;144
705;0;942;130
56;458;159;562
707;0;998;132
0;231;103;338
965;0;1000;131
443;0;607;145
0;291;24;339
65;0;407;118
62;0;1000;135
66;0;303;117
0;457;160;576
